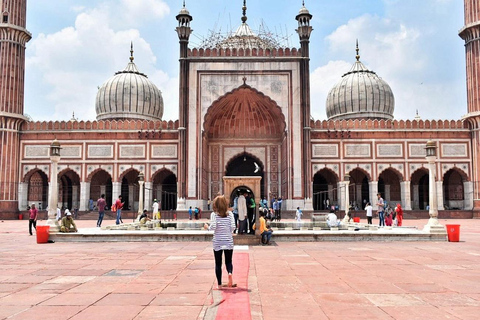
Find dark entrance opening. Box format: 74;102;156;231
225;154;264;198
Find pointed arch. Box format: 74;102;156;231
378;167;403;206
152;168;177;210
443;168;468;209
410;168;429;210
313;168;339;210
203;84;286;140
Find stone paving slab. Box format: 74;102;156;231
0;218;479;319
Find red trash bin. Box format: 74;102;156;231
36;225;50;244
353;217;360;223
445;224;460;242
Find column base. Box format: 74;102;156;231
423;218;446;234
177;198;186;210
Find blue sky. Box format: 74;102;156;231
25;0;465;121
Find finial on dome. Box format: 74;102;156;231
130;42;134;62
242;76;247;85
183;0;185;7
355;39;360;61
241;0;247;23
302;0;305;6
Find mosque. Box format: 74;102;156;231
0;0;479;219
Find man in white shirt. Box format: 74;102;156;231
327;212;340;227
237;192;248;234
152;199;160;220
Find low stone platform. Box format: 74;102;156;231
49;221;447;243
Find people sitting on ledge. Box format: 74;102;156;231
139;209;152;224
60;210;78;233
326;210;341;228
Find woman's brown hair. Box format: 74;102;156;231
213;195;228;218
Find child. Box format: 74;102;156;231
295;207;303;229
365;202;373;225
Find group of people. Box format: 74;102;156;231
364;193;404;226
27;203;78;235
188;206;202;220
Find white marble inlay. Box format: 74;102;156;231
25;145;49;158
313;144;338;158
88;145;113;158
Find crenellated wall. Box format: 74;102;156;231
22;119;179;131
310;119;466;130
188;47;301;58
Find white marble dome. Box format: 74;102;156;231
326;53;394;121
96;55;164;121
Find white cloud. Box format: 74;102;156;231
314;12;464;120
119;0;170;26
310;60;351;120
25;1;171;121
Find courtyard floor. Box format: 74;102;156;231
0;217;479;320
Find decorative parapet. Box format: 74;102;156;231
188;47;301;58
310;119;467;130
21;119;179;131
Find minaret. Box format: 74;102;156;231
0;0;31;215
296;1;313;207
175;1;192;208
459;1;480;212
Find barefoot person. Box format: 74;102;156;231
204;195;236;288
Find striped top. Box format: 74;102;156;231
209;211;235;251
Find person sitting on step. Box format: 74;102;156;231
60;210;78;233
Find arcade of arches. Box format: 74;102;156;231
312;167;470;211
20;165;470;212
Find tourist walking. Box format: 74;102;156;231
96;194;106;227
28;203;38;235
204;195;236;288
115;195;124;225
152;199;160;220
277;197;283;221
376;193;385;226
395;203;404;226
272;198;279;221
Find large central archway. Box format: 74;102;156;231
202;83;287;199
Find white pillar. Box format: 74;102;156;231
338;182;345;210
112;182;121;206
400;181;412;210
79;182;90;211
369;181;378;208
47;158;60;229
354;184;363;207
464;181;473;210
413;185;419;209
129;184;135;211
328;184;333;204
18;182;28;211
436;181;444;210
145;182;152;211
342;180;350;222
385;185;391;203
72;185;79;210
137;180;145;220
424;155;445;233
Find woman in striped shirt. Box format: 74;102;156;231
204;195;236;288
